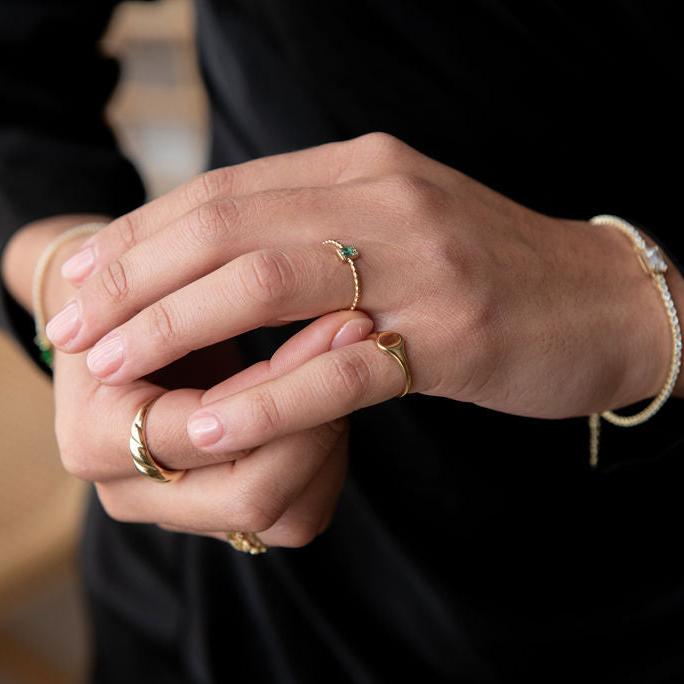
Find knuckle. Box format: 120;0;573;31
190;197;239;246
229;489;281;532
187;167;236;206
99;258;129;303
248;390;282;437
355;131;407;161
323;349;372;404
115;213;137;250
382;173;447;218
241;250;295;305
147;299;177;343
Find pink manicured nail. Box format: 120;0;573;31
45;300;81;346
188;412;224;447
61;246;95;282
87;331;124;377
331;317;374;349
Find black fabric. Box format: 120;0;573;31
1;2;684;682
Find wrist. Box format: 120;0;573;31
1;214;110;314
594;221;677;410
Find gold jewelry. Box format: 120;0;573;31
129;396;185;483
322;239;360;310
375;331;412;398
588;215;682;468
32;222;107;368
225;530;268;555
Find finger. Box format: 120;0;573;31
200;310;374;404
156;436;348;548
186;335;413;455
81;242;374;384
256;430;347;548
47;179;374;354
60;311;372;482
95;418;346;532
60;132;426;286
53;345;248;482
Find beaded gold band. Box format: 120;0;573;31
225;530;268;555
588;215;682;468
129;396;185;483
322;239;360;310
32;222;107;368
375;331;412;398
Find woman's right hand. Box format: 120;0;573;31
54;306;372;547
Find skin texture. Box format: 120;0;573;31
4;132;684;547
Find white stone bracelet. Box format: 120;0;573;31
32;222;107;368
588;215;682;468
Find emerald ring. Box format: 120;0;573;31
322;239;361;310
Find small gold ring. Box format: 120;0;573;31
225;530;268;555
322;239;360;310
375;331;412;398
129;396;185;483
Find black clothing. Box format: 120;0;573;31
2;2;684;682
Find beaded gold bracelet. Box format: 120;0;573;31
32;222;107;368
588;215;682;468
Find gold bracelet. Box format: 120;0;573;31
588;215;682;468
32;222;107;368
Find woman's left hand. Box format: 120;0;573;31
46;132;674;456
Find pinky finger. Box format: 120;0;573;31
158;428;348;549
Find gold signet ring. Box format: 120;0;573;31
375;331;412;398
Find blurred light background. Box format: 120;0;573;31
0;2;207;681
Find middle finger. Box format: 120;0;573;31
84;243;373;384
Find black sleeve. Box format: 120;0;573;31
0;1;147;376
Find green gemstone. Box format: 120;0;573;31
40;347;53;367
340;245;358;259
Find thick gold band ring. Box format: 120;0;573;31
225;530;268;555
375;331;412;398
129;396;185;483
322;239;360;310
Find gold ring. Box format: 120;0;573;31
322;239;360;310
129;396;185;483
225;530;268;555
375;331;412;398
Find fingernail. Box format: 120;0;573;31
45;300;81;346
87;331;124;377
61;246;95;282
188;412;224;447
331;317;374;349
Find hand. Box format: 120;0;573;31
56;308;372;547
2;215;373;547
47;133;674;456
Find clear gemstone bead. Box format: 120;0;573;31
642;245;668;273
